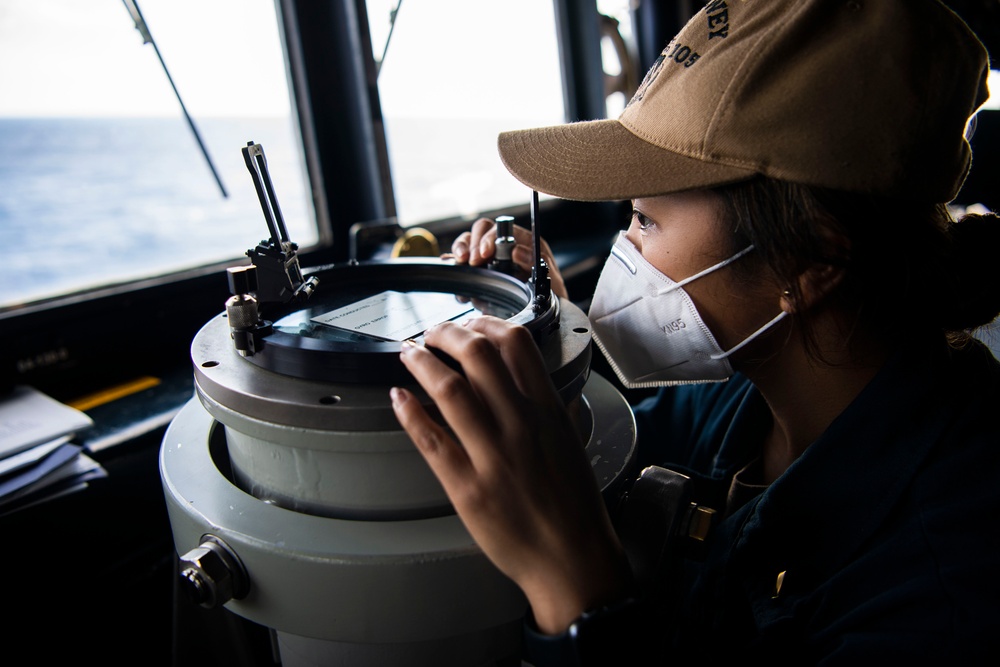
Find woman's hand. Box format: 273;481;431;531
390;317;631;634
447;217;568;300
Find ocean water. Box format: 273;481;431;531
4;117;999;361
0;116;314;308
0;115;544;310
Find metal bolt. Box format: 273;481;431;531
177;535;249;609
180;566;210;605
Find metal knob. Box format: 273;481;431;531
491;215;516;274
227;265;258;296
225;266;267;356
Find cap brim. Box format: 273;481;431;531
498;119;757;202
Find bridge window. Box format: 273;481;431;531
0;0;316;310
365;0;566;226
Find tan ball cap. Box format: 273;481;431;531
498;0;990;203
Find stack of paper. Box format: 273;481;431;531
0;386;106;514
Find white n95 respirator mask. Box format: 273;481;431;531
589;232;787;389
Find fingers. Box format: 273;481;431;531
397;329;523;467
389;386;474;491
509;226;535;275
392;316;631;633
448;218;568;300
469;218;497;265
460;317;558;408
419;322;528;421
450;218;496;266
449;231;472;263
504;228;567;300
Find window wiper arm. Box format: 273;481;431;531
375;0;404;79
122;0;228;198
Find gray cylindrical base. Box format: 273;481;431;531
276;621;522;667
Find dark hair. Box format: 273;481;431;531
713;176;1000;359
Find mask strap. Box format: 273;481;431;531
657;245;755;295
710;310;789;360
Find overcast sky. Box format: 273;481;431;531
0;0;293;117
0;0;567;120
0;0;992;119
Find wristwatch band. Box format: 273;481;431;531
521;596;651;666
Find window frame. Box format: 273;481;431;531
0;0;621;402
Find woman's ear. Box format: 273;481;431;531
780;263;846;314
780;217;850;314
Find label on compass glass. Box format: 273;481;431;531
311;290;475;342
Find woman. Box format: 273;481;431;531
391;0;1000;663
